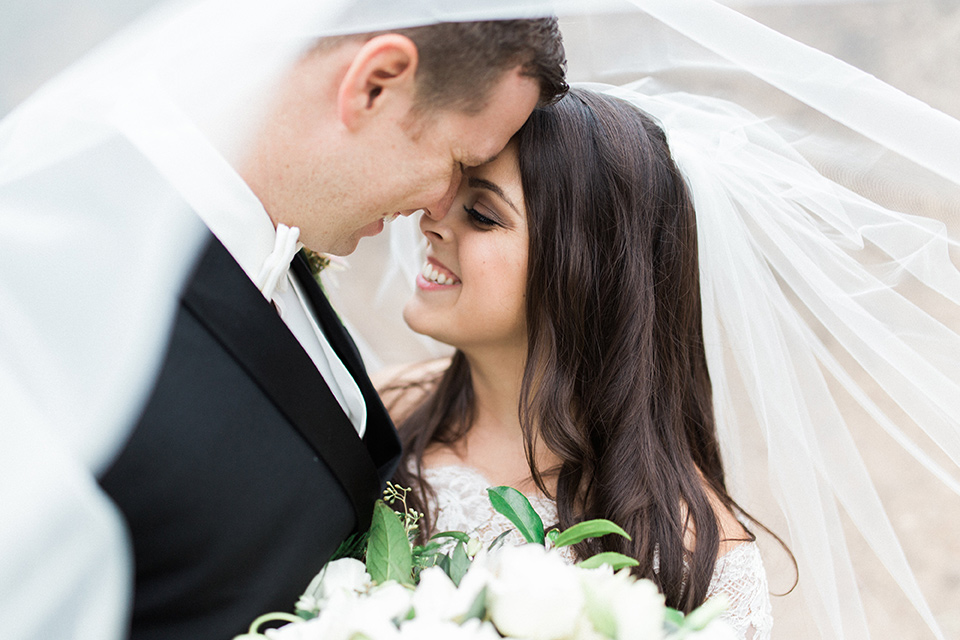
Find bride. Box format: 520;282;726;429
377;88;780;639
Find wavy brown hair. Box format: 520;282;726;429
392;88;789;612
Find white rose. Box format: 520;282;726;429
397;617;502;640
580;569;665;640
681;619;739;640
411;564;494;623
486;544;585;640
301;558;371;607
284;587;406;640
263;613;388;640
609;578;665;640
362;580;414;622
263;617;321;640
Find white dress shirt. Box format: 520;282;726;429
189;164;367;439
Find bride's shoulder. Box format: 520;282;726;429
372;357;452;424
683;478;755;560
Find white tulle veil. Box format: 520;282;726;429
1;1;957;639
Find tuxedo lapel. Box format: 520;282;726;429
181;236;382;530
291;254;402;484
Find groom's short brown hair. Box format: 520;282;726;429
324;18;568;113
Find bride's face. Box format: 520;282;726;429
403;141;528;353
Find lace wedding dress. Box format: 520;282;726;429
423;465;773;640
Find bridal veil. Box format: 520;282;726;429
1;1;957;639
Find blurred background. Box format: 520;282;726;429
3;0;957;637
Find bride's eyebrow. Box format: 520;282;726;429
467;177;519;215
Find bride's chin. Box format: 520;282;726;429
402;305;455;346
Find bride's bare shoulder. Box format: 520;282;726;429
372;357;451;424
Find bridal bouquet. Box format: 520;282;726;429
235;484;735;640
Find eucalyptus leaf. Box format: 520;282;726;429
448;541;472;587
436;554;451;575
366;501;414;586
456;586;488;623
329;530;368;561
663;608;684;630
577;551;640;570
431;531;472;544
487;486;545;544
487;529;514;552
413;541;443;556
553;519;632;548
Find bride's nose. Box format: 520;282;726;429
419;204;455;242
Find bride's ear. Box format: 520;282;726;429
337;34;419;131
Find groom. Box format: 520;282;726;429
97;18;566;640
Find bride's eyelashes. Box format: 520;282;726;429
463;204;501;229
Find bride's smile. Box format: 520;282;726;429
418;257;461;287
403;140;528;353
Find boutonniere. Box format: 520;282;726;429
303;248;348;286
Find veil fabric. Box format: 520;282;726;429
1;1;957;639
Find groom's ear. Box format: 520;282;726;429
337;34;419;130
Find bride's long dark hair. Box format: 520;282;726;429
392;88;777;612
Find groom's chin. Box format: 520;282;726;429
359;217;386;239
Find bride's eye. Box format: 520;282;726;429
463;204;500;229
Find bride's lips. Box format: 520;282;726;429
416;257;461;291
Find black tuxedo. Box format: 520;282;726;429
99;234;401;640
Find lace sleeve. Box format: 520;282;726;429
707;542;773;640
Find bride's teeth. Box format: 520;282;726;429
421;261;456;285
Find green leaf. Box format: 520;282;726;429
430;531;472;544
455;586;488;623
663;608;684;631
436;554;451;575
553;519;632;548
447;541;472;587
487;486;545;544
329;530;369;561
487;529;514;552
546;529;560;544
366;501;414;586
577;551;640;570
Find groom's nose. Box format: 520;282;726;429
424;170;461;221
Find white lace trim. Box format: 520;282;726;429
422;464;773;640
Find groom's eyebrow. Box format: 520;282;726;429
468;177;519;214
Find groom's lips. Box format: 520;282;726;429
359;211;405;238
359;218;385;238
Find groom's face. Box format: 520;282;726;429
332;66;541;256
240;39;542;257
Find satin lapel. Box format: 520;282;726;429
291;254;402;483
181;236;382;531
